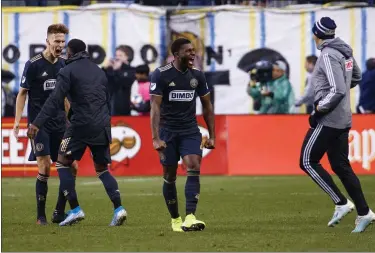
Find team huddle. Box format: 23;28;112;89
14;17;374;233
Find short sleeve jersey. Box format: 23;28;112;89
20;53;66;132
149;63;210;133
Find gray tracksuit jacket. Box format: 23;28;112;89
311;37;362;129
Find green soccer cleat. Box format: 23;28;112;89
171;217;183;232
181;214;206;232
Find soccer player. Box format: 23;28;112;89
27;39;127;226
299;17;374;233
13;24;78;225
150;38;215;232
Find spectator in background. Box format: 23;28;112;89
247;60;294;114
102;45;136;116
1;69;16;117
130;64;151;116
295;55;317;114
357;58;375;114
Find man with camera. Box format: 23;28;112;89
247;60;294;114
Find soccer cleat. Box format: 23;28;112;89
327;200;355;227
352;209;375;233
109;206;127;226
51;210;69;224
59;207;85;226
181;214;206;232
36;216;48;225
171;217;183;232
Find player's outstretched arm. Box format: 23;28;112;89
200;94;215;149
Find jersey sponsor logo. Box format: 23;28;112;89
150;82;156;91
43;79;56;91
190;78;198;88
345;59;353;71
169;90;195;101
21;76;26;84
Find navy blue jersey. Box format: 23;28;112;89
20;53;66;132
150;63;210;133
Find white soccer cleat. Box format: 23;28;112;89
327;200;355;227
352;209;375;233
59;207;85;226
109;206;127;226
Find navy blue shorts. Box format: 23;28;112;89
159;128;203;165
29;129;64;162
59;126;111;165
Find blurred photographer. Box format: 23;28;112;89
102;45;136;116
247;60;294;114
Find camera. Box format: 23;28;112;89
252;60;273;83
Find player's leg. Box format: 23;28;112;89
327;129;374;232
56;133;86;226
179;132;205;232
51;131;79;223
299;124;349;225
159;128;183;232
30;129;52;225
91;143;127;226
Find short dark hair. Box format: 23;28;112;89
135;64;150;75
170;38;191;56
306;55;318;65
67;39;86;55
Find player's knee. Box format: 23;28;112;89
37;158;51;175
163;172;177;183
185;160;200;172
57;154;73;167
299;158;307;172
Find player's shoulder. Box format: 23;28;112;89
26;53;43;66
190;66;205;78
156;62;173;74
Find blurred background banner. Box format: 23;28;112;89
2;4;374;114
2;115;374;176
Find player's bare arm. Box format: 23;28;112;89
200;92;215;149
13;87;28;140
150;95;166;151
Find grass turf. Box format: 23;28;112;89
1;176;374;252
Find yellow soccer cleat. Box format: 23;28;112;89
171;217;184;232
181;214;206;232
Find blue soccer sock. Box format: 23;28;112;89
98;170;122;209
163;179;179;219
185;169;200;215
36;173;49;218
56;163;79;210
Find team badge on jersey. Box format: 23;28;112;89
43;79;56;91
150;82;156;91
190;78;198;88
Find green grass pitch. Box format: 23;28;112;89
2;176;374;251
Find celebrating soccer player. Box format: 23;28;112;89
13;24;78;225
27;39;127;226
150;38;215;232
